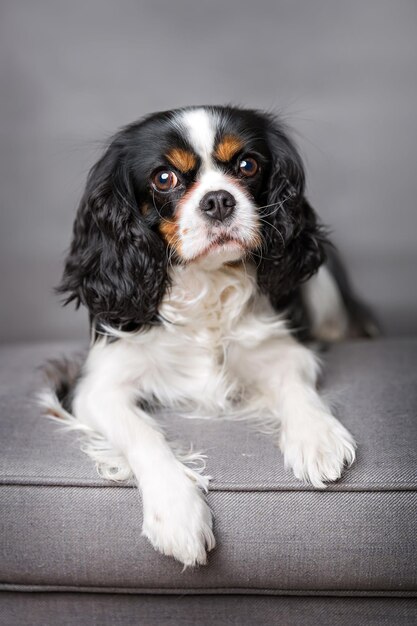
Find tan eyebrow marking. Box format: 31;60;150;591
165;148;197;173
214;134;244;162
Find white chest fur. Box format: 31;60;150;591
86;263;286;416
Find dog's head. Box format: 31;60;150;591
59;106;327;330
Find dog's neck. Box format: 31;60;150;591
160;261;258;331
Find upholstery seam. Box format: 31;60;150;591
0;584;416;597
1;480;416;493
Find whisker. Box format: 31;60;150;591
248;249;276;263
248;250;263;270
152;190;174;220
257;216;286;248
257;192;294;218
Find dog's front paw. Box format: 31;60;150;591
141;474;215;567
280;413;356;489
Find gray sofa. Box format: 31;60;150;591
1;337;416;624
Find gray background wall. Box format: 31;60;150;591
1;0;416;343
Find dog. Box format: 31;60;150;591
41;105;378;567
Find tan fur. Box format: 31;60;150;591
214;135;243;162
159;218;182;254
166;148;197;173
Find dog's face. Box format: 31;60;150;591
134;108;269;268
59;106;326;330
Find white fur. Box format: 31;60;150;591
43;262;356;568
180;108;217;170
302;265;349;341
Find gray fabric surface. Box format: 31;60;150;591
0;338;416;490
0;338;416;594
1;593;417;626
1;488;416;592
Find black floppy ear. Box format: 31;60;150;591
256;117;328;310
57;137;168;332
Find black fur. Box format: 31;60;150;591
57;121;170;332
41;354;85;412
255;114;328;311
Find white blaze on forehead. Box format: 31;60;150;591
179;108;216;169
174;108;259;265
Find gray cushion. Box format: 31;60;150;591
0;339;416;595
1;593;417;626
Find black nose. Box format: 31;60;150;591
200;190;236;222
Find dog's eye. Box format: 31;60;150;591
239;157;258;177
152;170;178;192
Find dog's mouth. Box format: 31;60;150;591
188;231;255;266
200;233;244;256
211;234;241;247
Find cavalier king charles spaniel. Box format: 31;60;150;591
41;106;377;567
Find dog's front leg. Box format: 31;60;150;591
72;342;215;567
231;335;356;488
